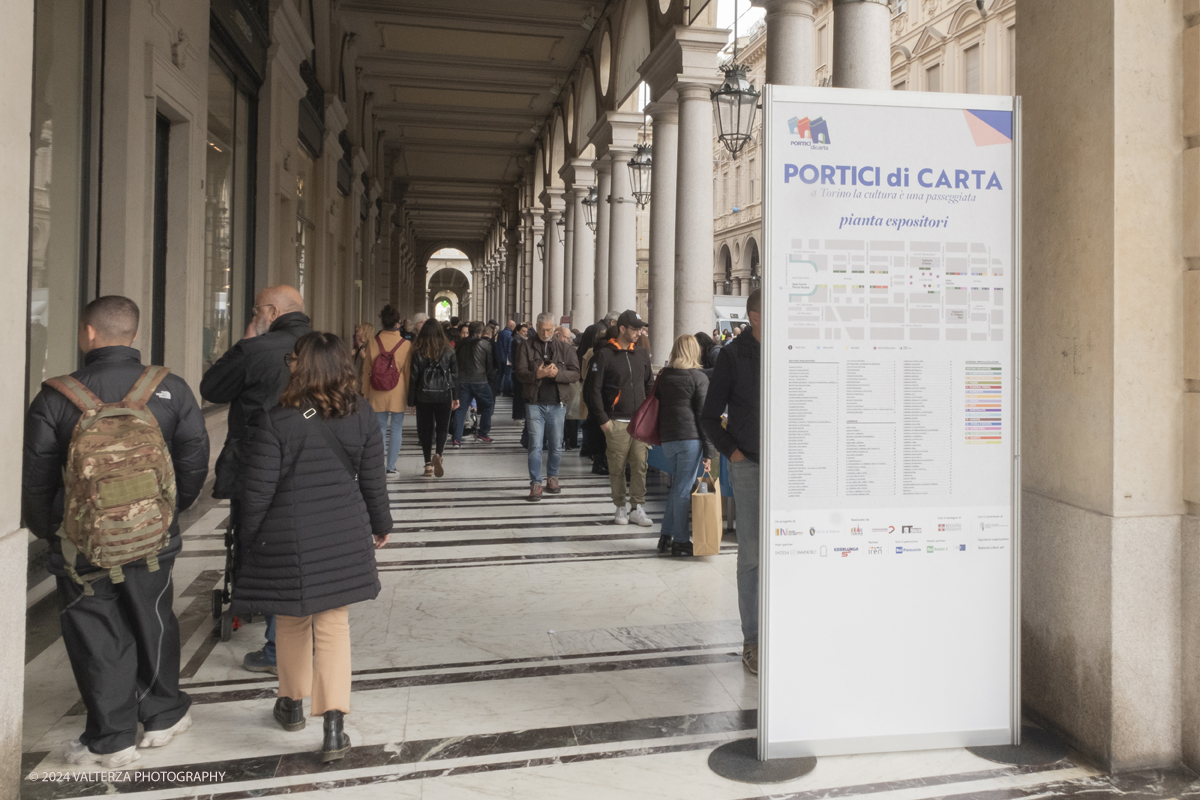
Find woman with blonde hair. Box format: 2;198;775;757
237;331;392;761
351;323;375;393
654;334;717;556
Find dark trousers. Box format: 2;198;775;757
564;418;580;448
512;390;527;420
58;557;190;754
416;400;453;462
454;382;495;440
499;364;513;396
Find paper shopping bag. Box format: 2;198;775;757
691;472;723;556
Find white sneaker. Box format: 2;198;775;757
64;740;141;768
628;507;653;527
613;505;629;525
139;711;192;748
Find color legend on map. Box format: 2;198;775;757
965;362;1002;443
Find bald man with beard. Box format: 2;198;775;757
200;285;312;674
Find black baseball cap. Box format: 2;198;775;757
617;310;646;329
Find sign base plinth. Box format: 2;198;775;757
708;738;816;784
967;726;1068;766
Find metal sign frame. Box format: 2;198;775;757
758;85;1022;759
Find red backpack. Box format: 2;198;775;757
369;334;404;391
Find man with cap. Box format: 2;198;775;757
584;310;655;526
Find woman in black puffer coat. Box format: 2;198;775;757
654;335;718;557
236;331;392;763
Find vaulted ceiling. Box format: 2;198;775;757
339;0;600;247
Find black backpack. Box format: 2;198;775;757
418;353;453;402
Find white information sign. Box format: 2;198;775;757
760;87;1020;758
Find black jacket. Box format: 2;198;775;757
456;336;497;385
234;397;391;617
199;312;312;497
513;336;581;405
22;346;210;574
700;327;760;463
408;347;459;405
656;368;717;460
584;339;654;426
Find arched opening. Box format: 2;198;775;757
433;291;458;322
746;238;760;293
425;248;473;318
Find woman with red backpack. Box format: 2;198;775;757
408;320;459;478
361;305;412;475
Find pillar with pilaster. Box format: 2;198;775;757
563;159;596;326
590;112;644;313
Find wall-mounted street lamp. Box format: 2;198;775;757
582;186;598;232
536;238;545;263
628;144;652;209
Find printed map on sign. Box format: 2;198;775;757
784;239;1005;344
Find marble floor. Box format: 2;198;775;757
20;400;1200;799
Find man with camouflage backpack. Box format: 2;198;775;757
23;296;209;768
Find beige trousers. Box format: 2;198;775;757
604;419;649;508
276;606;352;716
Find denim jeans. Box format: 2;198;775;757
453;382;494;440
729;459;760;645
376;411;404;471
661;439;704;542
526;403;565;484
264;614;277;662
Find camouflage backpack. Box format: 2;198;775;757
45;366;177;590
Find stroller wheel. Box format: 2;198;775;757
220;608;234;642
211;588;223;620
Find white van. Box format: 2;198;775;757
713;295;749;338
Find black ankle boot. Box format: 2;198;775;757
273;697;305;732
321;710;351;762
656;534;671;553
672;541;694;557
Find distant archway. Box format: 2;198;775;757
425;248;473;318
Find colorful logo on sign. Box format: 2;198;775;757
787;116;831;144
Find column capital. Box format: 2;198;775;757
832;0;888;6
750;0;820;14
560;158;596;189
587;111;645;160
638;25;728;101
644;101;680;125
268;0;314;100
538;186;567;212
324;95;349;135
593;157;614;176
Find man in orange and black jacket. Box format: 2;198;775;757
584;310;655;527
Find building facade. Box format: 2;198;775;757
713;0;1017;295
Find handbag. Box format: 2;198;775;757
691;469;723;556
628;378;661;446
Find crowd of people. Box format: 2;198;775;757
20;285;764;769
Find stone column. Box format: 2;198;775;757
569;185;596;326
608;147;639;311
561;199;575;323
562;159;596;326
593;159;612;318
1021;0;1186;772
832;0;890;90
752;0;819;86
521;210;536;319
540;187;566;317
645;100;679;365
674;84;719;338
0;1;32;791
544;209;565;318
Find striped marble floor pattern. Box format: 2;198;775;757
20;400;1200;798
